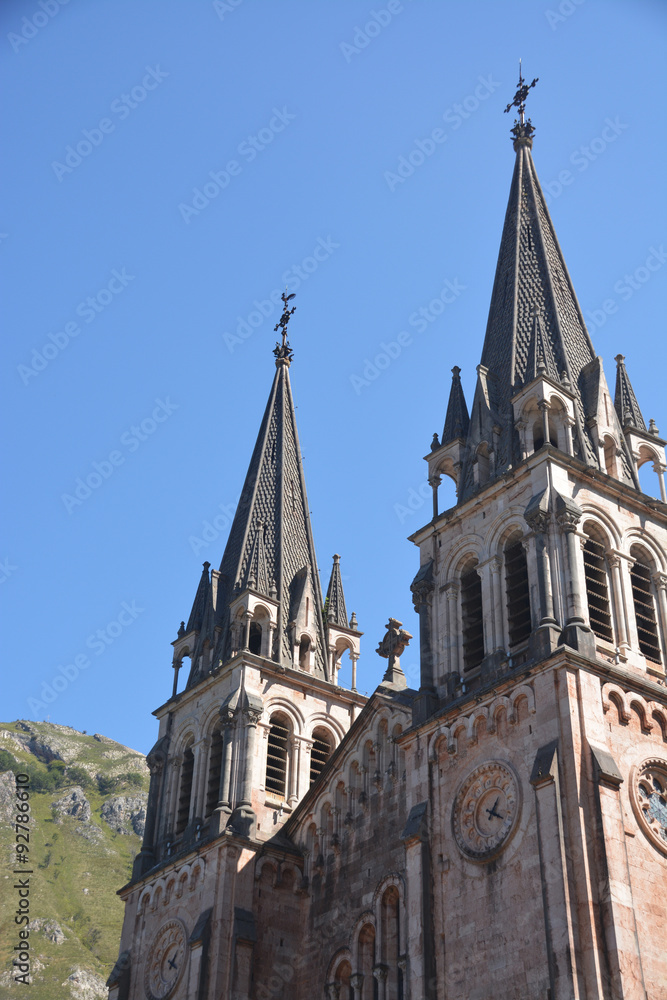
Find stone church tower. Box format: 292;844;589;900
109;79;667;1000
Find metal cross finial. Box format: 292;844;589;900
273;290;296;363
504;61;538;142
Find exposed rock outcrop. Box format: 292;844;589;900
52;787;92;823
28;918;67;944
0;771;16;825
100;794;148;837
63;967;108;1000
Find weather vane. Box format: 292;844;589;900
504;60;538;141
273;290;296;363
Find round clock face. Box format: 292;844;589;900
453;761;520;861
145;920;188;1000
631;758;667;855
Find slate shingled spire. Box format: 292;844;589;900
184;305;329;687
614;354;647;431
325;554;348;628
457;97;608;500
442;366;470;445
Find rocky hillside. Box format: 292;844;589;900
0;721;148;1000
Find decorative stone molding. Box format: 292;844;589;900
601;681;667;735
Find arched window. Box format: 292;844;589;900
630;548;662;664
358;924;377;1000
299;634;311;671
505;536;531;647
248;621;262;655
310;727;333;786
381;886;401;999
460;559;484;671
603;435;617;477
333;960;354;1000
265;714;291;799
583;525;613;642
205;728;223;818
175;742;194;835
532;412;558;452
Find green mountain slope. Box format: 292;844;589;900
0;721;148;1000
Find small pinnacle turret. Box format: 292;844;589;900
441;366;470;445
614;354;647;430
324;554;348;628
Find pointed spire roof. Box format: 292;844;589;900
185;306;331;687
456;97;607;499
185;562;211;633
324;554;348;628
442;366;470;444
614;354;647;431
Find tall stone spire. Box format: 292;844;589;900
453;72;637;501
183;298;330;686
614;354;647;430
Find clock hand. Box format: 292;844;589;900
485;797;504;821
168;957;178;970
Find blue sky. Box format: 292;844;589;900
3;0;666;754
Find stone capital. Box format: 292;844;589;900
372;964;389;982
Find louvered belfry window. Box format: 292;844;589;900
583;528;613;642
205;729;223;817
176;745;194;834
461;561;485;671
505;540;532;646
630;552;662;664
265;717;289;798
310;728;332;786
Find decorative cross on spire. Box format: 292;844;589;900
273;291;296;363
504;60;538;142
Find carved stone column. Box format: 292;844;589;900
489;556;504;652
428;474;441;521
555;493;595;655
350;973;364;1000
210;710;235;836
243;610;252;650
651;571;667;674
373;964;389;1000
524;492;560;657
443;582;460;677
653;460;667;502
411;561;436;721
538;399;551;444
229;705;262;838
350;652;359;691
608;554;630;654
